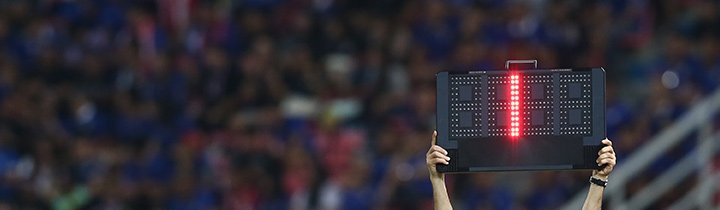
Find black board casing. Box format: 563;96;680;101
435;68;606;173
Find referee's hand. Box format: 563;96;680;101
427;131;450;180
593;139;616;180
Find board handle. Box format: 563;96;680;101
505;60;537;70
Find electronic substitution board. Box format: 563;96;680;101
435;61;606;172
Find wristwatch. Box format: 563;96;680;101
589;176;608;187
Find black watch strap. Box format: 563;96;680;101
589;176;608;187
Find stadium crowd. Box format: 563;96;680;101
0;0;718;209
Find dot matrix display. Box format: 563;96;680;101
447;70;594;138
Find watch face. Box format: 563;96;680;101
436;68;606;172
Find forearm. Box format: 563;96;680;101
581;184;605;210
430;175;453;210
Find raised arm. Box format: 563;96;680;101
427;131;453;210
582;139;617;210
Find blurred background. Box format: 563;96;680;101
0;0;718;209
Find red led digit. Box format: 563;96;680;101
509;74;521;137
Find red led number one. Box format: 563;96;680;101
509;74;521;137
505;60;534;138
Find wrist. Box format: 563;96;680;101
589;176;608;187
430;175;446;189
592;173;609;180
429;172;445;182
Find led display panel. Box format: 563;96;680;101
435;68;606;172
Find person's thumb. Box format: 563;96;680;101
431;130;437;145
